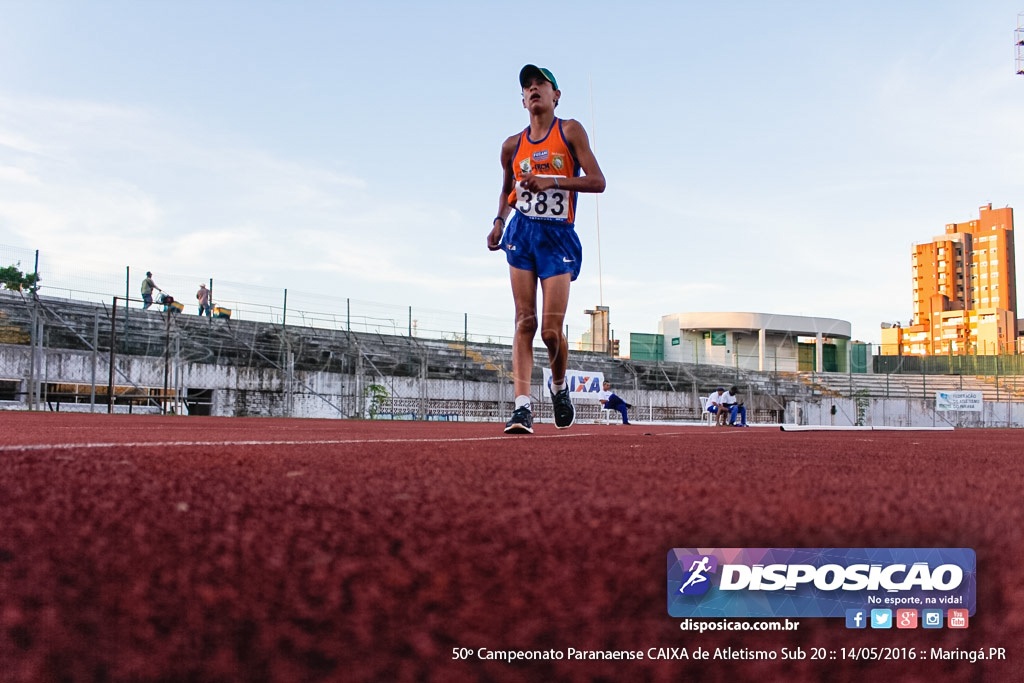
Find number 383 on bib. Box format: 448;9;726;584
516;177;568;220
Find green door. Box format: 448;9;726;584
851;343;868;374
823;344;838;372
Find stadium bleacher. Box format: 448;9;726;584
2;289;1021;422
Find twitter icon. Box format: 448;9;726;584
870;609;893;629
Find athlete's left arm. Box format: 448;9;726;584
518;119;605;194
561;119;605;193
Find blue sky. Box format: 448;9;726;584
1;1;1022;349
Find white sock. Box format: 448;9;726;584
514;395;531;410
551;380;566;394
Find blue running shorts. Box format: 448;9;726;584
501;212;583;281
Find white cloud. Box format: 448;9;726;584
0;164;41;185
0;92;462;301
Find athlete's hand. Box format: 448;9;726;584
518;173;557;193
487;222;504;251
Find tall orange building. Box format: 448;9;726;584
883;203;1017;355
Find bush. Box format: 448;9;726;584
363;383;389;419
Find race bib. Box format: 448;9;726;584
515;176;569;220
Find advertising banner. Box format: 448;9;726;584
935;391;983;412
542;368;604;401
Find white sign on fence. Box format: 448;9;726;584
542;368;605;401
935;391;983;412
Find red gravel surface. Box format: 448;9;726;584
1;412;1022;682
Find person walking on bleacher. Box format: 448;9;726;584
197;284;212;317
141;272;161;310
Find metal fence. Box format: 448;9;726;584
4;290;1024;427
4;242;1024;429
874;348;1024;376
0;289;794;421
8;241;1024;374
0;290;588;419
0;243;614;352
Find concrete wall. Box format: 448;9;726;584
785;397;1024;428
0;343;714;419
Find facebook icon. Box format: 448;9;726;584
846;609;867;629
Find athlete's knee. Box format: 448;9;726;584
539;325;563;348
515;315;538;337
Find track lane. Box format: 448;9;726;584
1;412;1021;681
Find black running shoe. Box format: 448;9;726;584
504;406;534;434
551;387;575;429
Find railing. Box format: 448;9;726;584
6;241;1024;383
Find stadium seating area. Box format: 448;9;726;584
1;289;1020;421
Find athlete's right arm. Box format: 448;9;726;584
487;136;519;251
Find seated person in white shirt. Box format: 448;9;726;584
598;381;632;424
706;387;728;425
723;385;747;426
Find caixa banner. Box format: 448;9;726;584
667;548;975;618
541;368;604;401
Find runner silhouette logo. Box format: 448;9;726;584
677;554;718;596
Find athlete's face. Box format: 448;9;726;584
522;77;559;112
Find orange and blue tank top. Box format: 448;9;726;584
507;118;581;225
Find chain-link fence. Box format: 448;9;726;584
4;242;1024;426
0;290;499;418
0;289;791;422
4;290;1024;427
0;243;522;346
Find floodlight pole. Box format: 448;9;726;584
108;297;117;413
163;308;171;414
91;310;98;412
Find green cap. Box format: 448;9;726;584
519;64;558;91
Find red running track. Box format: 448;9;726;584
1;412;1022;682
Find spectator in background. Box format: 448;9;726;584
141;272;161;310
724;385;748;427
197;284;212;317
598;381;632;425
706;387;728;426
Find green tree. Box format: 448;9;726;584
363;383;389;419
0;265;40;292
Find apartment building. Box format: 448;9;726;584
883;203;1017;355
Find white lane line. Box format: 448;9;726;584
779;425;955;432
0;433;596;453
